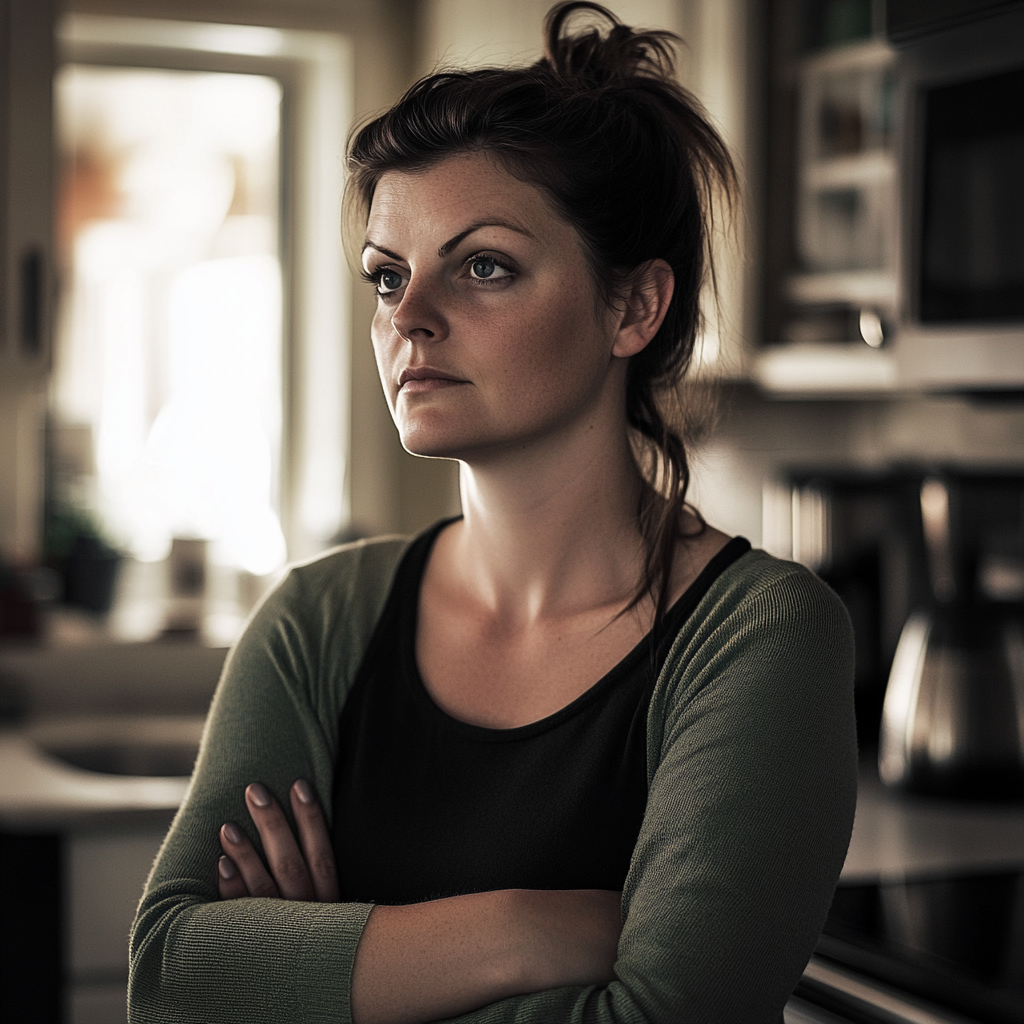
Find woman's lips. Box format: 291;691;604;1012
401;378;465;393
398;368;468;393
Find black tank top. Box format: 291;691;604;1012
332;521;750;905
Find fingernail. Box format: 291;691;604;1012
223;822;243;844
247;783;271;808
218;856;237;880
293;779;315;805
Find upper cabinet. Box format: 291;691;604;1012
792;38;896;318
0;0;55;381
757;0;1024;396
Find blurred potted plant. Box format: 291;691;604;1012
44;501;122;615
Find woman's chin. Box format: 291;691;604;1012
394;401;494;459
398;426;472;461
399;423;510;463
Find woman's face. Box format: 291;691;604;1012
362;151;627;463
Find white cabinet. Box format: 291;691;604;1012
67;825;169;1024
756;3;902;397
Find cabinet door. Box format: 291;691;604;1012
68;826;171;1024
1;0;54;372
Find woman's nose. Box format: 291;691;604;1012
391;279;448;343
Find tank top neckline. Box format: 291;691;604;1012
398;519;751;741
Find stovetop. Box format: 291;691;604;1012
819;868;1024;1023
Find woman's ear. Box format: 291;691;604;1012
611;259;674;359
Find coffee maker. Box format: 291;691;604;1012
764;467;1024;798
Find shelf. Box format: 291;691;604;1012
752;332;1024;398
752;342;897;396
800;37;895;77
787;271;897;307
803;151;895;189
897;328;1024;389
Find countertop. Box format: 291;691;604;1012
5;639;1024;872
0;719;195;831
0;640;223;831
842;759;1024;882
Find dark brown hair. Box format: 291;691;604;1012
346;1;737;619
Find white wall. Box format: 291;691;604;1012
419;0;682;72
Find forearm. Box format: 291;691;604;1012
352;891;518;1024
351;889;621;1024
130;888;373;1024
213;781;621;1024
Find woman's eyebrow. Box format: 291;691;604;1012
437;221;535;258
361;241;403;262
362;220;535;263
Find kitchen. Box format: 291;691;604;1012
1;0;1023;1021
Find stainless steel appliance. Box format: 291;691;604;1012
756;0;1024;396
771;467;1024;763
889;0;1024;388
879;477;1024;798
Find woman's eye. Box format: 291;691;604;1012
468;257;512;282
377;269;404;294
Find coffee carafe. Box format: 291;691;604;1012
878;476;1024;799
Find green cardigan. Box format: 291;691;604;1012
129;536;857;1024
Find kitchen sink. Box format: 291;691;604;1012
27;715;205;777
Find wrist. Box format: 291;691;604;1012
481;889;539;995
498;888;568;993
499;888;623;991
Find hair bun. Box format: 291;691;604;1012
544;2;679;87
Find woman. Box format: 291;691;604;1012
129;5;857;1022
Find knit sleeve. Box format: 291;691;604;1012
128;539;406;1024
439;555;858;1024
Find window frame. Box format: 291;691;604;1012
56;14;354;561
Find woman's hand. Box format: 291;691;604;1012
217;780;339;902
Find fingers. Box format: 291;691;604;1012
219;821;280;898
290;779;340;903
216;853;249;900
217;780;338;903
245;782;319;901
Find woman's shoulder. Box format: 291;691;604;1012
705;546;850;627
648;546;857;767
286;534;412;597
223;534;415;721
657;545;855;701
242;534;412;661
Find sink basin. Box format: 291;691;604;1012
27;716;205;777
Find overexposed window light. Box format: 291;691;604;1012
53;65;286;576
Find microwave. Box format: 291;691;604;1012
890;1;1024;389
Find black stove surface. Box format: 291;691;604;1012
821;869;1024;1023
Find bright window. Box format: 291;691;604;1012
53;65;287;576
49;17;352;643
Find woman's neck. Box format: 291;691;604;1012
443;418;649;627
